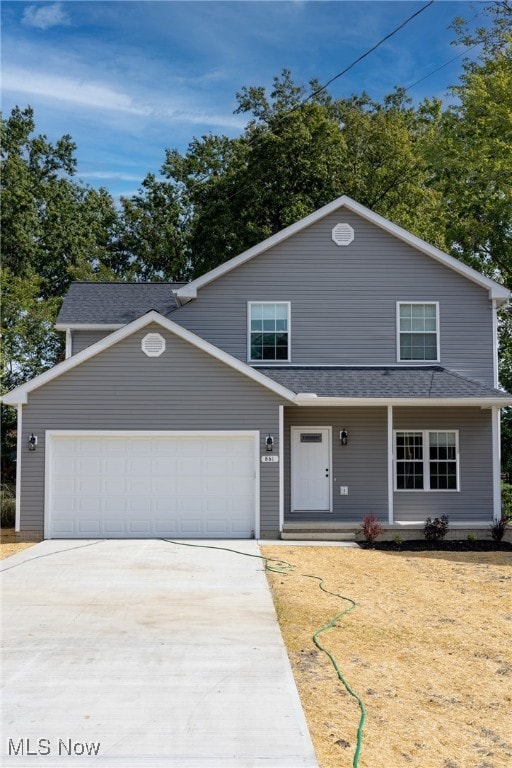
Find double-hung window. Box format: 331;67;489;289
398;302;439;361
248;302;290;361
395;430;459;491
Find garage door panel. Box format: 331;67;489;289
48;433;257;539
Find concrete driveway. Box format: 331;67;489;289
1;539;318;767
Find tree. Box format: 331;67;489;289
1;106;119;299
1;106;120;481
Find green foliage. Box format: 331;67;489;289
502;482;512;522
466;531;477;543
359;514;384;544
423;515;449;542
1;484;16;528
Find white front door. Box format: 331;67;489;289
291;427;332;512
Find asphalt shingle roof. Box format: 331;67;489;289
57;282;185;325
257;366;511;400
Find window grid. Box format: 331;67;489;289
395;430;458;492
249;302;290;362
398;303;439;361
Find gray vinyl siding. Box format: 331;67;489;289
393;407;493;522
19;324;284;536
174;210;495;385
72;330;113;354
284;406;388;522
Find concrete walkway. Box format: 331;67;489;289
1;539;318;767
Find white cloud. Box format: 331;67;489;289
3;66;245;130
3;68;151;116
22;2;70;30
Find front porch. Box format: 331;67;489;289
280;403;500;531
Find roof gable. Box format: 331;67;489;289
3;311;296;405
176;196;509;306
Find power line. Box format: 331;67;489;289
187;0;436;200
405;44;478;91
306;0;435;103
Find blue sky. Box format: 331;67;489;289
1;1;491;199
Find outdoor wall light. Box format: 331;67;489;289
28;433;38;451
266;434;274;452
339;429;348;446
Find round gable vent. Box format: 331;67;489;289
141;332;166;357
332;223;354;246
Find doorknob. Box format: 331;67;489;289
325;468;329;477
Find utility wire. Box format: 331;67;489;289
181;0;436;198
306;0;435;103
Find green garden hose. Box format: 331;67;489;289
163;539;366;768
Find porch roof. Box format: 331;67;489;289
257;366;512;404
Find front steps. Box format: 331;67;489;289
281;522;356;542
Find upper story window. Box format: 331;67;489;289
248;302;290;361
397;302;439;362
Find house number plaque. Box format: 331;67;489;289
261;455;279;463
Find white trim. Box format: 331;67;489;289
55;324;123;332
3;310;296;406
492;407;501;521
44;430;261;540
393;429;460;492
387;405;394;524
396;301;440;363
65;329;72;359
247;301;291;363
176;196;510;305
294;396;512;407
279;405;284;533
290;426;333;513
15;405;22;532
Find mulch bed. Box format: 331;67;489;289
361;539;512;552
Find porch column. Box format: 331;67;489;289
279;404;284;533
15;404;22;532
387;405;394;524
492;406;502;521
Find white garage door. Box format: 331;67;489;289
47;432;258;539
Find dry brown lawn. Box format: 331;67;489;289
261;544;512;768
0;528;40;559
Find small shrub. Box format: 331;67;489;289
360;514;384;544
467;531;477;543
502;483;512;522
490;517;507;542
0;484;16;528
423;515;449;542
392;533;404;546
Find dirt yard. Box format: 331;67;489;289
261;544;512;768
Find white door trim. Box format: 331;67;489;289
290;426;332;513
44;430;260;539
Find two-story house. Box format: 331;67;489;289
4;196;511;539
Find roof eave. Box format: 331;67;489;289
293;396;512;407
55;323;124;332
